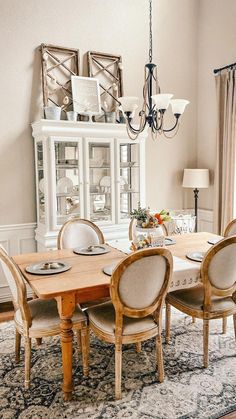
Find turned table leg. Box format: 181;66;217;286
57;295;75;401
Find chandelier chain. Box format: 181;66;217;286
149;0;153;63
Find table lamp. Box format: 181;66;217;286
182;169;210;232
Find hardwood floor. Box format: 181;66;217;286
220;413;236;419
0;301;14;322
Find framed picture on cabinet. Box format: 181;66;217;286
71;76;101;116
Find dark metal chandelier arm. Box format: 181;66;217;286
163;122;180;139
162;115;180;133
152;111;164;131
127;114;147;134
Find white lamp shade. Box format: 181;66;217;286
118;96;139;113
151;94;173;110
170;99;190;115
182;169;210;188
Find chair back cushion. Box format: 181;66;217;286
119;255;166;309
208;242;236;289
59;220;102;249
111;248;172;317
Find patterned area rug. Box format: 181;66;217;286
0;310;235;419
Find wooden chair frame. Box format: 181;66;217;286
0;247;89;389
88;247;173;399
166;236;236;368
57;217;105;250
224;218;236;237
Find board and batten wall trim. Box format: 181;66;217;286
198;209;214;233
0;223;37;303
0;211;214;303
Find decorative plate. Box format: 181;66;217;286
73;245;110;256
38;178;45;194
186;251;205;262
103;262;118;276
165;238;176;246
120;176;128;186
207;238;221;245
100;176;111;187
56;177;73;193
25;260;71;275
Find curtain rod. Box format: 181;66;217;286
214;62;236;74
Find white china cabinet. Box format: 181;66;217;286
32;120;147;250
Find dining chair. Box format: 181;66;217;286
128;218;168;241
219;218;236;333
86;247;173;399
165;236;236;368
224;218;236;237
57;217;108;351
57;217;105;250
0;246;89;389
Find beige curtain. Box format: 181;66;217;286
214;69;236;234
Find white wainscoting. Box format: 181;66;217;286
0;223;37;303
0;211;214;303
198;209;214;233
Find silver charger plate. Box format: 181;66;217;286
73;245;110;256
103;262;118;276
165;237;176;246
207;238;221;245
186;251;205;262
25;260;71;275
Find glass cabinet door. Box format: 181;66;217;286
118;142;140;221
86;140;114;223
53;140;83;226
36;141;46;224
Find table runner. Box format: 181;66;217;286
108;239;200;292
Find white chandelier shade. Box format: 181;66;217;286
170;99;190;115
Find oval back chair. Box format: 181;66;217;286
166;236;236;368
224;218;236;237
0;246;89;389
57;217;105;250
87;247;173;399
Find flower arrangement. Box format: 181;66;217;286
130;203;171;228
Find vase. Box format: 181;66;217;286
44;106;61;120
135;225;165;247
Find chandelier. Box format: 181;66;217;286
118;0;189;140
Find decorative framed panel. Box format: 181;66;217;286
40;44;80;112
87;51;124;113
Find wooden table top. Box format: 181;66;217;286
13;232;222;301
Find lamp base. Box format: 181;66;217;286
193;188;199;232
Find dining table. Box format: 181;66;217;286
13;231;222;401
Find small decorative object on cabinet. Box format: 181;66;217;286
87;51;123;121
71;76;101;121
32;120;147;250
40;44;80;115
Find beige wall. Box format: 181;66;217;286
197;0;236;211
0;0;198;224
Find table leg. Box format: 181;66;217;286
57;295;75;401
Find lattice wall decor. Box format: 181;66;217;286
41;44;80;113
87;51;124;113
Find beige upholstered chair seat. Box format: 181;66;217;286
15;299;87;333
87;301;158;336
168;284;236;314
